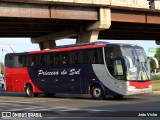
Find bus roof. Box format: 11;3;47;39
28;42;108;54
6;41;142;55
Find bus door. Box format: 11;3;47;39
113;58;126;80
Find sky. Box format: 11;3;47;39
0;38;159;63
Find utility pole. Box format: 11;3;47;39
0;49;3;75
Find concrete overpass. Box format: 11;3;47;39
0;0;160;49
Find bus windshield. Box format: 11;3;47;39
121;46;150;81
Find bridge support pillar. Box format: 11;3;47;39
31;8;111;49
77;30;99;43
39;41;56;50
77;8;111;44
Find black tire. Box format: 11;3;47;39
113;95;124;99
25;84;36;97
91;85;104;100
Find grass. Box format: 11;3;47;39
153;88;160;91
152;80;160;84
152;80;160;91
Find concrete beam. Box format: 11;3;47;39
87;8;111;31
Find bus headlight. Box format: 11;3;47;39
149;85;152;88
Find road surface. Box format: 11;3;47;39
0;90;160;120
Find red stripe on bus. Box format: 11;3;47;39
129;80;152;88
28;44;106;54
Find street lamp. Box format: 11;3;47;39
0;43;15;53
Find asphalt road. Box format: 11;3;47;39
0;90;160;120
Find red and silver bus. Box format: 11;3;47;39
4;42;152;99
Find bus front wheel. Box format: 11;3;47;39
25;85;37;97
91;85;104;99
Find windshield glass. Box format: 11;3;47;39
121;46;150;81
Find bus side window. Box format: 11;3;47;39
96;48;104;64
78;50;85;64
60;52;68;65
105;47;114;76
31;58;35;66
18;56;26;67
27;55;37;67
50;53;55;66
54;53;60;65
44;53;52;66
88;49;97;64
13;55;26;68
69;51;78;64
39;54;45;66
5;55;14;68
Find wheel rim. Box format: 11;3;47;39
93;88;101;98
26;87;31;96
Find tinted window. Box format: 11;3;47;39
5;54;26;68
68;51;78;64
5;54;14;67
27;55;38;66
5;48;104;68
60;52;69;65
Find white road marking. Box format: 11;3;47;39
0;99;64;104
5;106;44;111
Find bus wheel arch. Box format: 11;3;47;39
24;83;37;97
90;83;105;99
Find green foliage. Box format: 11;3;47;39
154;48;160;70
153;88;160;91
155;48;160;62
150;59;156;71
150;48;160;71
0;65;4;75
151;75;160;80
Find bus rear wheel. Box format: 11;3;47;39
91;85;104;99
25;84;37;97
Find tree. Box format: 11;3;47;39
150;59;156;72
152;48;160;71
149;48;160;72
